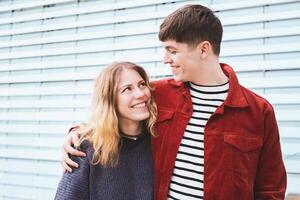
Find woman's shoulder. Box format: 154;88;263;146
73;140;94;162
79;139;92;151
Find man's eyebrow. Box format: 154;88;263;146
165;46;176;51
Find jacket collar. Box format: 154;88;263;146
220;63;248;108
167;63;249;108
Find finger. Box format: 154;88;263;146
64;143;86;157
65;132;74;146
61;150;74;172
71;131;80;147
62;149;79;168
62;160;73;173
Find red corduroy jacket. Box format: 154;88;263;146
151;63;287;200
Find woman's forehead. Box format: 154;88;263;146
118;68;144;86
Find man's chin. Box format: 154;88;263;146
173;75;183;82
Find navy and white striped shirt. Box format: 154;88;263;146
167;81;229;200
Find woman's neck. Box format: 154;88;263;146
119;121;143;136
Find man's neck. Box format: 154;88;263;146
190;59;228;86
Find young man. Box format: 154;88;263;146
62;4;287;200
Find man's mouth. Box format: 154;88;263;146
171;66;180;74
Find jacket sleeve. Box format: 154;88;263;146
55;143;91;200
254;105;287;199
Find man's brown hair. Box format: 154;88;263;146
159;4;223;55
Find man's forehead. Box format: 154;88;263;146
162;40;191;49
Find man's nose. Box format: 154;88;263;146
163;52;172;64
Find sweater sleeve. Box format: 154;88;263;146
55;142;91;200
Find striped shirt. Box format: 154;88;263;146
167;81;229;200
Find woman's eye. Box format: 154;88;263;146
122;87;131;93
139;82;147;88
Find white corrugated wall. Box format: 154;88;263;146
0;0;299;199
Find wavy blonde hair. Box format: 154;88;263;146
77;61;157;167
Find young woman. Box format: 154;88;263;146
55;62;157;200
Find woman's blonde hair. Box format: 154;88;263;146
77;61;157;167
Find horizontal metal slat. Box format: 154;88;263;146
0;71;98;83
0;41;160;60
211;0;300;11
1;57;300;75
0;184;55;199
0;54;161;72
0;11;167;37
0;148;60;161
229;59;300;72
0;26;158;48
263;94;300;105
240;76;300;89
279;126;300;139
1;25;300;50
0;0;76;13
282;142;300;157
0;75;299;96
221;43;300;57
286;173;300;194
0;99;90;108
0;159;60;176
0;124;73;135
1;8;299;37
0;93;298;110
0;0;183;25
0;108;298;122
1;40;300;60
0;172;59;189
0;111;88;121
1;0;298;25
0;136;64;148
0;85;92;96
1;186;56;200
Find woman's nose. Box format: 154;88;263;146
134;87;145;98
134;87;146;98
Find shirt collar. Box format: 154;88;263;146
167;63;249;108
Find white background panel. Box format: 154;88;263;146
0;0;299;199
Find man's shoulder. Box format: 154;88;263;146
152;78;185;98
241;85;274;111
152;78;185;90
152;77;173;87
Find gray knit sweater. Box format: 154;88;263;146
55;132;153;200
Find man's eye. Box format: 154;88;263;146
170;51;177;55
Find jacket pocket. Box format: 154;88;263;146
223;134;263;198
224;134;263;152
155;109;174;136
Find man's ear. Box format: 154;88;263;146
197;41;210;59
